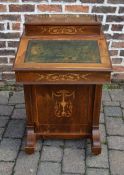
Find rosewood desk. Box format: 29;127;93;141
13;15;112;155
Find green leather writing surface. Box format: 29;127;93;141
25;40;100;63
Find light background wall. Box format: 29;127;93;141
0;0;124;82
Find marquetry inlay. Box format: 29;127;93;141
37;73;90;81
52;90;75;118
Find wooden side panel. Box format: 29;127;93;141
92;85;102;127
24;85;34;125
33;85;94;135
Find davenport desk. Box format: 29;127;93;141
13;15;112;155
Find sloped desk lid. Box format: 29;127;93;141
25;40;100;64
13;35;112;72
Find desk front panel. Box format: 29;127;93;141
29;85;94;135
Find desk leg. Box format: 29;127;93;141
91;85;102;155
25;126;36;154
24;85;36;154
92;126;101;155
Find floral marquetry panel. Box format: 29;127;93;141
25;40;100;63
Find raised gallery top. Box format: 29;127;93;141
25;14;99;25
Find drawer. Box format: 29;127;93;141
15;71;111;84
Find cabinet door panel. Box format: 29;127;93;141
35;85;94;133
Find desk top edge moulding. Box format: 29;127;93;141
13;14;112;155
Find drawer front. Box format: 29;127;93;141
16;71;111;84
